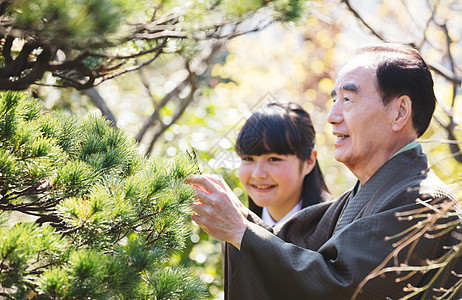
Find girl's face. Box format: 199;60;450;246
238;151;316;222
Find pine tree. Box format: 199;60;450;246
0;0;308;90
0;90;207;299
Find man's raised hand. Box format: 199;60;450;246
187;174;249;250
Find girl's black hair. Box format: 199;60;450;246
235;102;330;217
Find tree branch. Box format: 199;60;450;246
0;39;37;78
438;22;461;163
342;0;385;41
145;70;197;156
82;87;117;128
2;35;13;63
0;43;51;90
144;42;223;155
135;77;189;143
0;3;296;90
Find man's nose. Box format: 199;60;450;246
327;100;343;125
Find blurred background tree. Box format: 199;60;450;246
0;0;309;155
1;0;461;298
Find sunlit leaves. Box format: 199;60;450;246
8;0;133;49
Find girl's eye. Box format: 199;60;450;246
241;156;253;162
268;157;282;162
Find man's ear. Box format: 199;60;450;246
391;95;413;132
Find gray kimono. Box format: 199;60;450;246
224;145;461;299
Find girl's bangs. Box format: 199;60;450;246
235;117;297;156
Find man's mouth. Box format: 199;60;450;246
334;133;350;144
335;134;349;139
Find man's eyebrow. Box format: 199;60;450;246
342;83;359;93
331;83;359;98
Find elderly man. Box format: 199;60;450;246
188;43;461;299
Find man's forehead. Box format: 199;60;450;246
331;58;377;96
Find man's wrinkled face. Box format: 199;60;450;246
327;56;396;178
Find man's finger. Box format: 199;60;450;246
191;186;213;204
203;174;234;194
186;174;221;194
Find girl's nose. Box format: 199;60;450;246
251;160;267;179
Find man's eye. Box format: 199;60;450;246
344;97;350;102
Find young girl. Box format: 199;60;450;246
235;101;330;225
219;102;330;298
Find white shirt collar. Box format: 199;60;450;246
261;199;303;227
